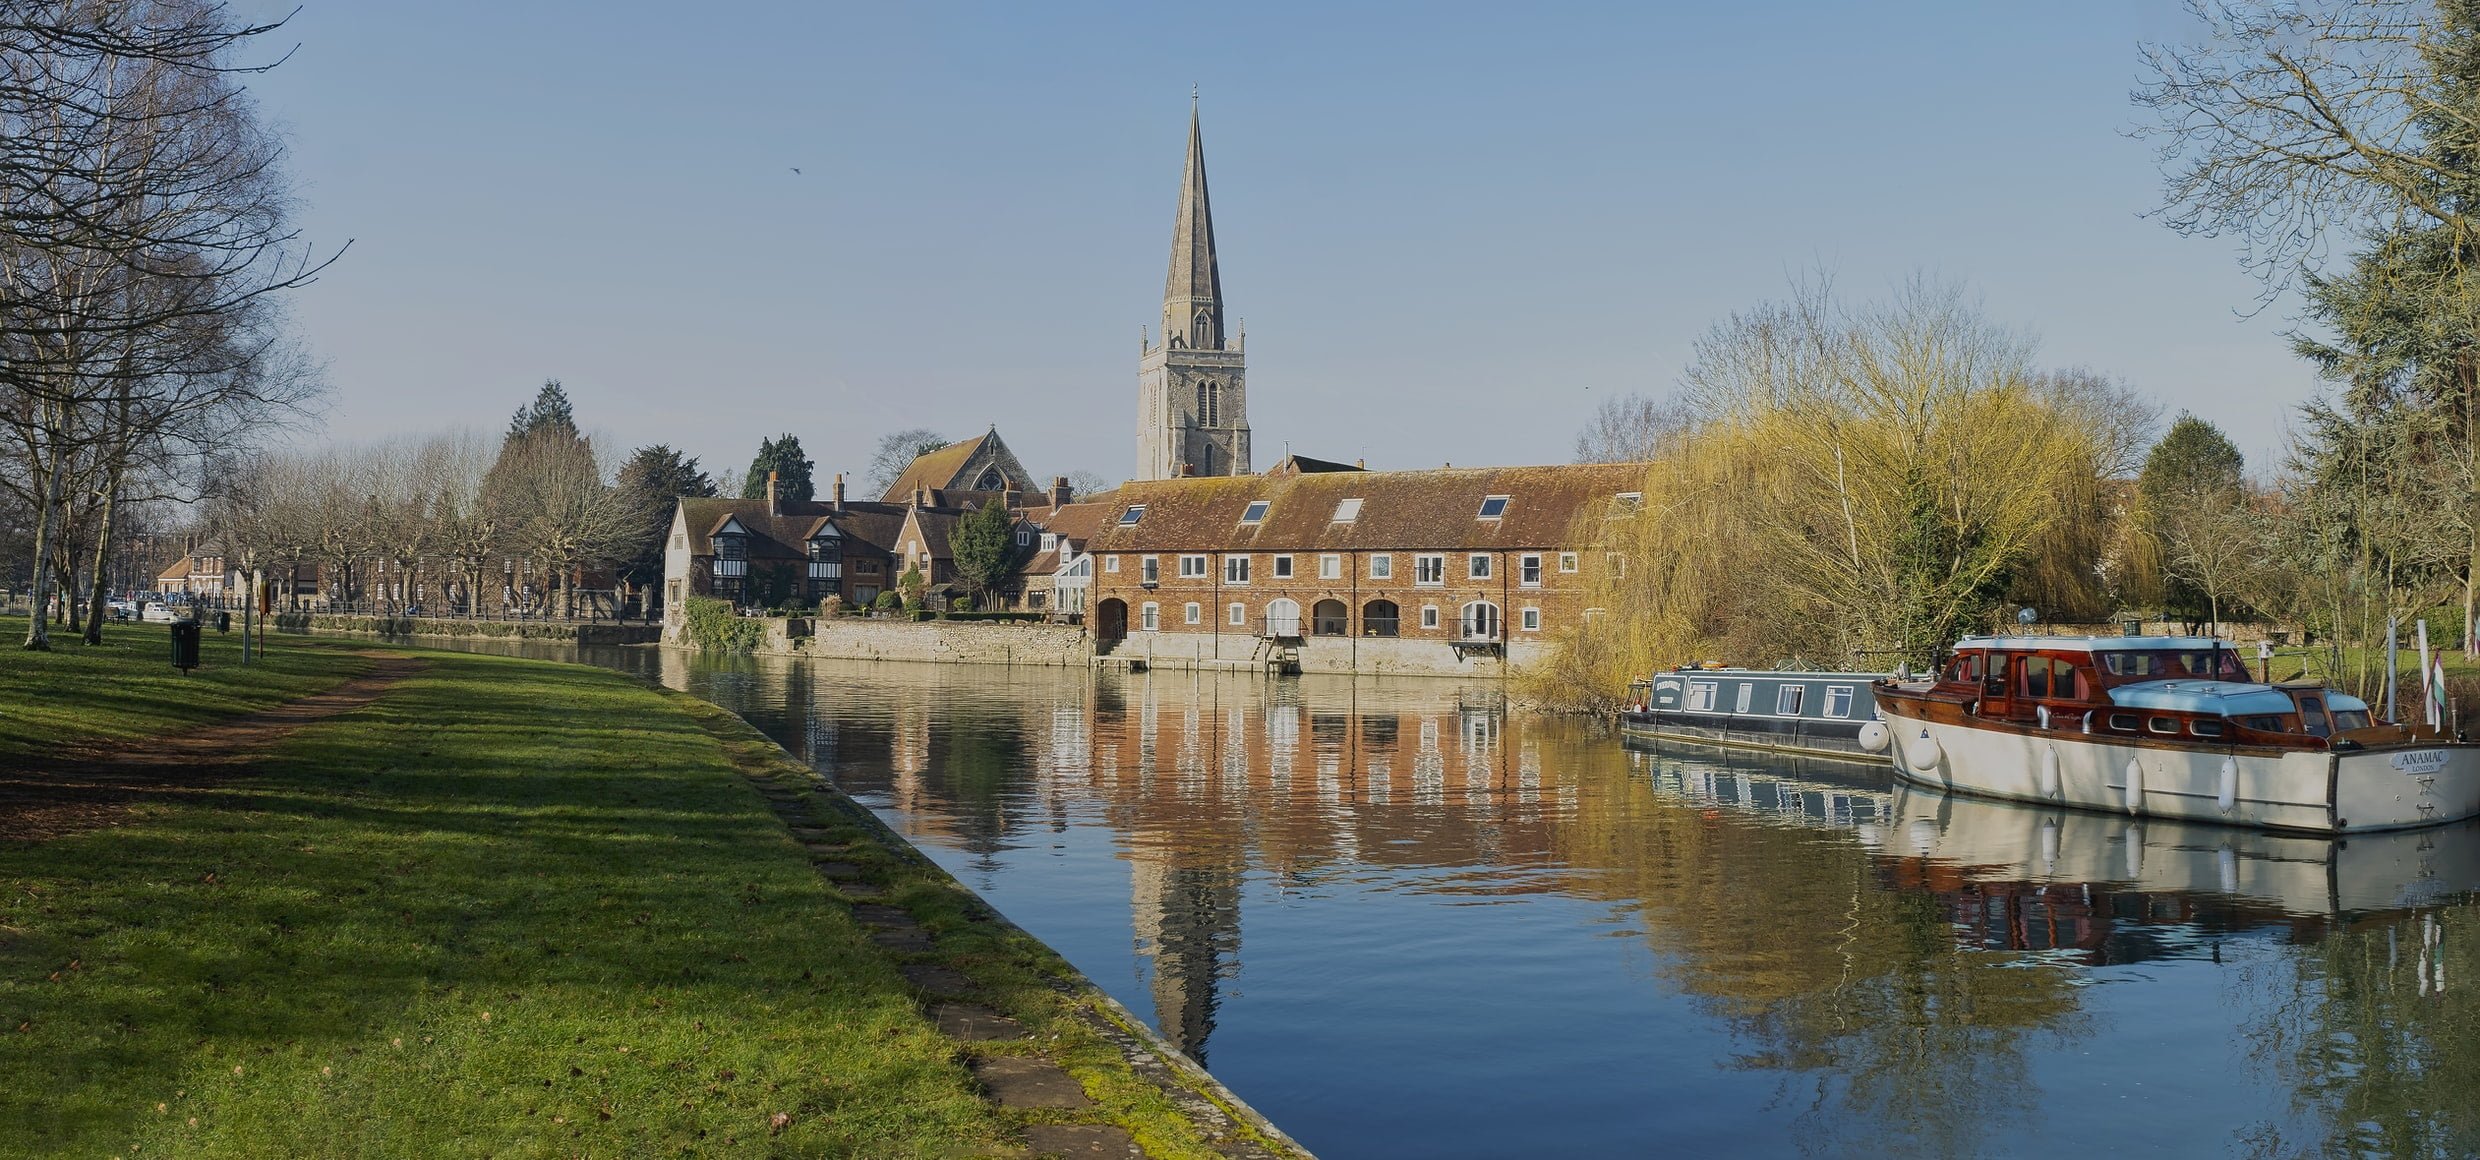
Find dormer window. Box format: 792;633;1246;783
1119;505;1145;526
713;533;746;559
1041;532;1058;552
1240;500;1270;525
1477;495;1510;520
1014;525;1032;546
1332;498;1363;523
1610;492;1644;517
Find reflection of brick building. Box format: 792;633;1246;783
1082;461;1645;674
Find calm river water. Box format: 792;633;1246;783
442;640;2480;1158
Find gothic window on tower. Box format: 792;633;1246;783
1206;382;1220;427
977;469;1006;490
1196;382;1207;423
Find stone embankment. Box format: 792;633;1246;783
672;615;1093;667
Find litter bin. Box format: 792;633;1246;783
170;619;202;673
214;610;231;634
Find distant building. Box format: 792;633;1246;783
1136;101;1250;481
881;429;1034;501
1082;462;1644;673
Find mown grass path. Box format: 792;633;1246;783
0;629;1307;1158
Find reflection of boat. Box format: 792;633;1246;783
1872;635;2480;833
1620;666;1890;762
1875;782;2480;916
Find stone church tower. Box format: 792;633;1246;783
1137;101;1249;480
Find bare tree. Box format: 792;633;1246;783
488;432;643;618
867;428;948;496
1573;393;1691;463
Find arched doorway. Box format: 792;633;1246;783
1460;600;1501;641
1312;599;1348;636
1095;598;1128;654
1362;599;1399;637
1264;597;1302;638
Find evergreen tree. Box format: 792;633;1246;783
740;434;815;502
506;379;580;444
950;501;1018;609
2137;414;2245;628
615;445;718;593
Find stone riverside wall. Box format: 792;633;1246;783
272;612;662;645
1104;630;1550;678
668;614;1094;667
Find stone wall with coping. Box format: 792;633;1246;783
1105;630;1548;677
703;616;1092;667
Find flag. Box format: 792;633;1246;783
2433;659;2451;730
2419;620;2438;728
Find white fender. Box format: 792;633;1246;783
2216;757;2238;813
2038;747;2061;799
1857;721;1891;753
2124;757;2144;814
1906;730;1942;772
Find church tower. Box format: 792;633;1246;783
1137;99;1249;480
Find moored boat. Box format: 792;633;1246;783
1620;665;1891;762
1871;635;2480;834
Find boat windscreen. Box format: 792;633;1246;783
2096;649;2245;681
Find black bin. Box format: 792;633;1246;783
170;620;202;672
214;610;231;633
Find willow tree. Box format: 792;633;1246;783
1536;281;2149;699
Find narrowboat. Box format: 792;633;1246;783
1870;635;2480;834
1620;666;1891;762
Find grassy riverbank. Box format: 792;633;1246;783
0;628;1006;1156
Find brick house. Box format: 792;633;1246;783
1080;461;1645;674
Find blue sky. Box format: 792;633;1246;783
240;1;2305;487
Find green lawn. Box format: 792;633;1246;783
1;615;360;762
0;632;1007;1157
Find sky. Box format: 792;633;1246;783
235;1;2309;490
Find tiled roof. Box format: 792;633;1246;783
156;557;193;581
1033;499;1112;544
882;434;1002;503
1082;462;1651;553
677;498;913;560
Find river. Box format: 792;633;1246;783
427;638;2480;1158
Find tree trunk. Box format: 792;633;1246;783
80;477;123;645
21;443;56;649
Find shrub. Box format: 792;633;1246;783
872;590;901;612
949;596;972;612
682;596;767;653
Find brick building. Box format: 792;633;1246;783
1081;459;1644;675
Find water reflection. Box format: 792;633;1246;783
402;638;2480;1159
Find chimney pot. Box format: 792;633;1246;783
831;472;846;512
767;471;781;517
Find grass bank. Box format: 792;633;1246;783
0;632;1006;1156
0;616;358;762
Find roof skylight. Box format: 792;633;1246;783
1332;498;1363;523
1477;495;1511;519
1119;504;1145;526
1240;500;1271;525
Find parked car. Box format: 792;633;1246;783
140;603;179;623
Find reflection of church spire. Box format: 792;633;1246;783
1130;844;1243;1065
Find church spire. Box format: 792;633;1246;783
1163;96;1224;351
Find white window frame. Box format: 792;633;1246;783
1179;554;1208;578
1318;554;1342;580
1104;555;1120;573
1420;604;1440;629
1735;683;1753;713
1824;685;1855;719
1272;554;1294;579
1468;553;1492;580
1224;556;1251;584
1477;495;1511;520
1119;505;1145;526
1184;602;1202;625
1141;556;1160;584
1521;607;1540;632
1520;554;1542;587
1685;681;1716;711
1140;602;1160;631
1415;555;1445;586
1229;602;1246;626
1240;499;1271;525
1777;685;1806;716
1041;532;1058;552
1370;554;1393;580
1558;552;1579;573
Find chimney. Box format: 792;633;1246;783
767;471;781;517
913;483;928;509
831;472;846;512
1050;475;1072;510
1356;458;1365;469
1177;462;1195;478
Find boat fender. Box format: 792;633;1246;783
1857;722;1891;753
2038;747;2060;799
1906;730;1942;771
2217;757;2238;813
2124;758;2144;814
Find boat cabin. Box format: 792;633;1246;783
1927;636;2378;748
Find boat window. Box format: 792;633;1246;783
1824;685;1854;719
1946;654;1983;683
2024;658;2049;699
1777;685;1806;715
1685;681;1716;712
2109;712;2140;731
1734;683;1753;713
2148;716;2180;734
2299;696;2330;738
2191;719;2226;738
2240;715;2290;732
1985;655;2012;696
2334;708;2371;730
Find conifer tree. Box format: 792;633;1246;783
740;435;815;502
